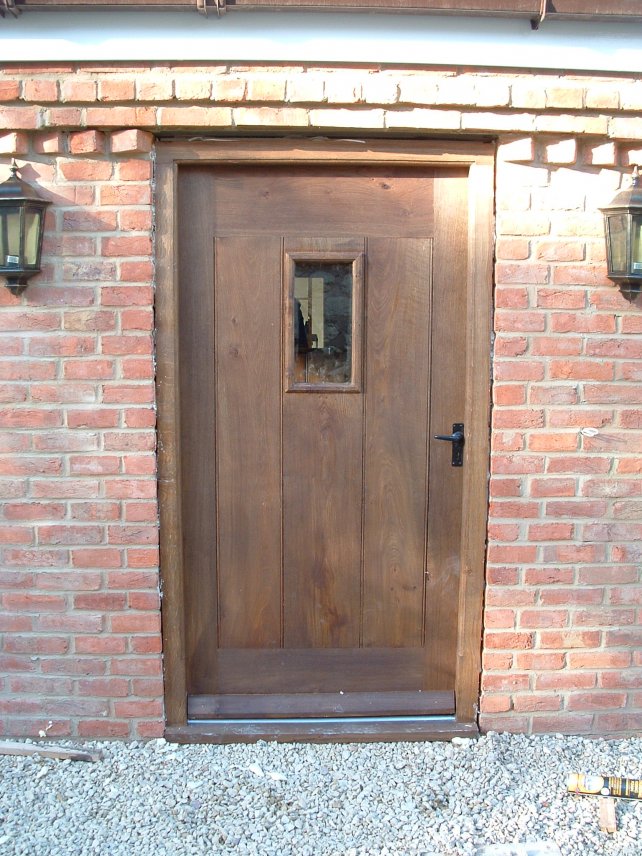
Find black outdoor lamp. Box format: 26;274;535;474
0;161;51;296
601;165;642;300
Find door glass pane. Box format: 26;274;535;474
293;261;353;385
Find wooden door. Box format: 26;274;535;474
157;141;493;741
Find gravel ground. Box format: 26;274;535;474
0;732;641;856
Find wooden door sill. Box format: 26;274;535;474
165;716;479;744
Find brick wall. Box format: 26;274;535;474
0;63;640;738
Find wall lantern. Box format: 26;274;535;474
601;165;642;300
0;161;51;296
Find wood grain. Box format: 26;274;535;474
210;647;455;693
423;169;468;690
215;236;282;648
177;169;218;695
188;690;454;719
155;160;187;724
179;166;434;238
362;237;433;648
158;140;494;736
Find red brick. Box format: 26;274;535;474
0;107;39;130
524;567;575;585
546;500;607;518
536;671;596;690
527;522;574;540
4;636;69;655
479;695;512;714
484;608;516;629
513;694;561;712
68;131;106;155
75;635;127;654
131;678;164;697
594;713;642;733
37;525;103;546
110;129;154;154
541;544;605;564
98;79;136;102
113;699;163;718
517;652;567;671
540;588;604;606
484;631;534;650
23;79;58;102
134;720;164;738
528;434;578;452
110;613;161;633
37;613;103;633
42;658;105;676
528;478;576;498
546;457;610;474
78;720;131;738
0;80;21;100
530;336;582;356
549;360;614;381
75;592;127;611
31;573;100;595
71;548;123;568
567;692;627;710
519;609;568;629
574;608;636;628
568;651;631;669
130;636;162;654
67;410;119;429
481;673;529;692
3;593;66;611
78;677;129;697
60;160;113;181
111;657;162;676
487;545;537;563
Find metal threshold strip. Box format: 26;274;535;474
188;715;458;725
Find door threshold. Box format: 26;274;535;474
165;716;479;744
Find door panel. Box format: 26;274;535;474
177;163;468;719
215;236;282;649
362;237;433;649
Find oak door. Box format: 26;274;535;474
177;164;471;721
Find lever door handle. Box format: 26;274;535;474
433;423;464;466
434;431;465;444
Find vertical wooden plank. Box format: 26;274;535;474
362;237;433;648
283;238;364;649
216;236;282;648
456;160;494;722
155;159;186;725
423;169;469;689
176;167;218;694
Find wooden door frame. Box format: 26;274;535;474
155;138;494;742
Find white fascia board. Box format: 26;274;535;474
1;11;642;74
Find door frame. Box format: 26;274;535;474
155;138;494;742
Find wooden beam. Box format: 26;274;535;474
0;741;102;762
6;0;642;20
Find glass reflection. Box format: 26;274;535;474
293;262;353;385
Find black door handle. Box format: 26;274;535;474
434;423;464;466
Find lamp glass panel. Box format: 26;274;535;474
631;215;642;274
24;208;42;267
0;206;22;267
606;213;628;274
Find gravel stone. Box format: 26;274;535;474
0;733;640;855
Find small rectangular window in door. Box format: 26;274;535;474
285;250;363;392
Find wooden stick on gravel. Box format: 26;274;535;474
0;741;102;762
599;796;617;834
